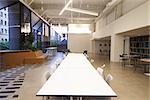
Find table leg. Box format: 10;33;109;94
144;65;150;76
77;97;82;100
79;97;82;100
70;96;73;100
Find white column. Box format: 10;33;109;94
111;34;124;62
124;37;130;55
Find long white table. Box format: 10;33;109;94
37;53;117;97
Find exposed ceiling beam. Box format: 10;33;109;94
48;18;53;23
19;0;50;26
50;17;95;21
31;4;103;11
59;0;73;15
40;10;47;16
43;15;96;19
28;0;34;6
66;7;98;16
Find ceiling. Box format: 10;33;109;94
0;0;19;10
26;0;110;24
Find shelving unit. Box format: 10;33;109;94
130;35;150;58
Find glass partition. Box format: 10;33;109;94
0;1;52;51
20;4;31;50
8;3;21;50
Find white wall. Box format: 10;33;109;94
122;0;147;14
68;24;91;34
68;34;92;53
93;0;149;39
93;40;110;56
93;0;149;62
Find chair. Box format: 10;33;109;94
100;64;106;69
67;49;71;53
50;64;57;75
43;72;51;100
55;58;62;67
105;74;113;85
63;54;66;59
45;71;51;81
86;55;89;59
97;67;104;77
90;59;94;63
97;67;104;76
120;54;129;67
84;54;89;59
83;50;88;55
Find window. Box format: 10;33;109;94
4;14;6;18
5;29;7;34
0;12;3;17
1;38;4;41
1;28;3;33
5;39;7;41
4;21;7;26
4;8;6;11
0;20;3;25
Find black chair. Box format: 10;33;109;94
120;54;128;67
83;50;88;54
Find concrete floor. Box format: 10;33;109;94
1;53;149;100
89;54;149;100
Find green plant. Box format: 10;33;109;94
28;32;34;46
37;40;42;50
0;41;9;50
31;44;38;51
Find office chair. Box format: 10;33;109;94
90;59;94;63
105;74;113;85
97;67;104;78
45;71;51;81
100;64;106;69
83;50;88;54
43;72;51;100
55;58;62;67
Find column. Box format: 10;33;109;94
110;34;124;62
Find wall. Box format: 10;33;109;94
93;0;149;62
93;0;149;39
93;40;110;56
68;34;92;53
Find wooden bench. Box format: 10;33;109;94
0;50;48;68
24;51;48;64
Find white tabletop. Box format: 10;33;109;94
140;58;150;63
37;53;117;97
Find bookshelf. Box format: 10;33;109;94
130;35;150;58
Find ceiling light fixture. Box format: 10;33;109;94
59;0;73;15
66;7;98;16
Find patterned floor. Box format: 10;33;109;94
0;66;32;99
